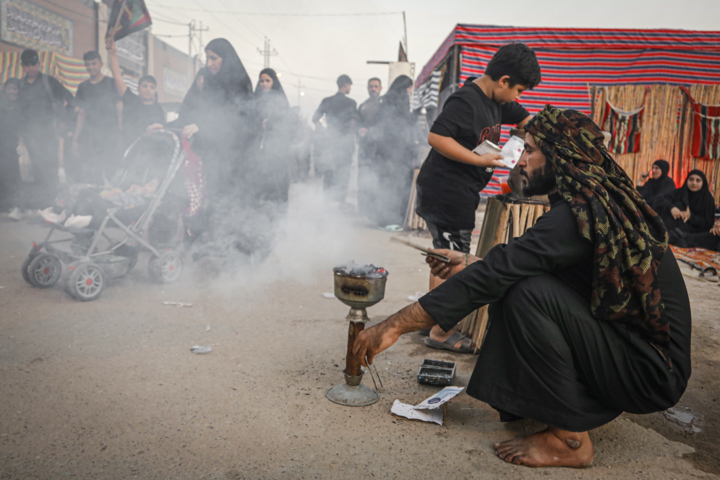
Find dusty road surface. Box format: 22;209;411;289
1;181;719;479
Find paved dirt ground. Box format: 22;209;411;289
1;181;719;479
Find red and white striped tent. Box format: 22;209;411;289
415;25;720;195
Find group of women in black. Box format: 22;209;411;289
170;38;297;265
637;159;720;251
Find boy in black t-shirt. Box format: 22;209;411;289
73;50;121;183
416;43;541;352
106;40;165;151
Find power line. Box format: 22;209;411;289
276;53;336;83
217;0;266;40
182;0;259;48
153;15;190;26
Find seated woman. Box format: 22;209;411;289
636;159;676;209
655;169;715;236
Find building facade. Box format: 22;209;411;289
0;0;98;57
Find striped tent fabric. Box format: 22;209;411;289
413;71;441;110
1;51;89;94
52;53;90;93
417;25;720;195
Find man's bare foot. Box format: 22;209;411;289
494;427;593;468
428;325;464;349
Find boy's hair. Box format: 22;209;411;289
83;51;102;63
139;75;157;86
485;43;541;89
337;74;352;88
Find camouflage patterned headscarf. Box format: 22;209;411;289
525;105;670;353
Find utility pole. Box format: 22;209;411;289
257;37;277;69
188;20;209;77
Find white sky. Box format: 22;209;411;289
144;0;720;114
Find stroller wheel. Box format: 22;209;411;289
27;254;62;288
148;251;183;283
21;254;37;286
67;263;105;301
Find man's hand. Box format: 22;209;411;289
353;303;437;367
146;123;163;133
353;322;401;368
425;249;481;279
671;207;683;220
358;127;368;137
425;249;464;279
106;38;116;54
183;124;199;139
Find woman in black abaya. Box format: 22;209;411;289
178;38;253;198
175;39;262;264
655;169;716;237
362;75;418;227
636;159;676;209
251;68;293;205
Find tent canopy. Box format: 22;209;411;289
415;25;720;195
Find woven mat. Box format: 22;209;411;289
670;245;720;273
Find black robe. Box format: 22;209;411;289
637;166;676;210
418;192;691;431
250;87;294;205
655;169;716;234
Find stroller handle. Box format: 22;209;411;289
146;127;195;147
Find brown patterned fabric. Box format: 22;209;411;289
525;105;670;353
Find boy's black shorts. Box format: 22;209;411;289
425;222;473;254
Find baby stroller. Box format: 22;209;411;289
21;130;197;301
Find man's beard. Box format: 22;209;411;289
521;164;556;197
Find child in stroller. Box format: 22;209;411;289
21;130;202;301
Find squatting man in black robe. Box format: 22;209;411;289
354;106;692;468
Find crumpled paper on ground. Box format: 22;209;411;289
391;386;464;425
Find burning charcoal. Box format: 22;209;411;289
333;261;388;278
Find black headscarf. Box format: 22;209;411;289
374;75;414;132
380;75;413;112
204;38;252;104
655;159;671;178
638;159;676;202
675;170;716;230
254;68;286;96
